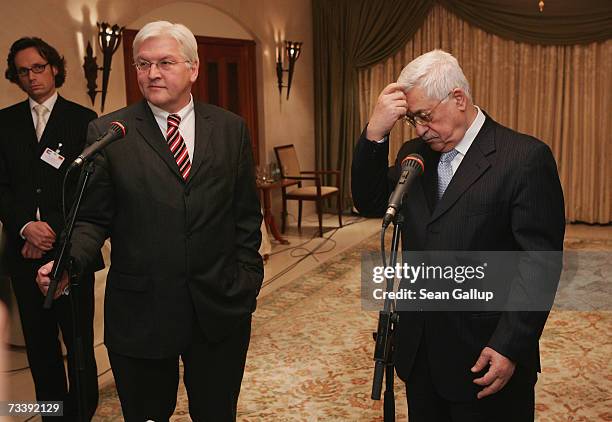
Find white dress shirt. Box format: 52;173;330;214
448;105;486;175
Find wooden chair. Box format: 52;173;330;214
273;144;343;237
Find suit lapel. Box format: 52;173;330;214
134;100;184;181
16;100;39;152
420;144;440;214
429;117;496;223
187;103;213;184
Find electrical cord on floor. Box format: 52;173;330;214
262;215;366;288
267;230;320;257
288;232;338;261
268;215;365;256
267;215;365;258
262;230;337;288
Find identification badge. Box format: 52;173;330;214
40;147;65;169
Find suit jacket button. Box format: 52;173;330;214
184;189;190;197
36;188;42;194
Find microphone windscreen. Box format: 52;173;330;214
401;153;425;174
110;120;127;137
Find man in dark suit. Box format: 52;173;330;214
0;37;101;420
352;50;565;421
37;21;263;422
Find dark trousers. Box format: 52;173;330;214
11;269;98;421
405;337;535;422
108;315;252;422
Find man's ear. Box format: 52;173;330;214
189;60;199;83
452;88;468;111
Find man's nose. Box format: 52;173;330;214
147;64;162;79
415;124;429;137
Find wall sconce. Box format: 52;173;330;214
276;41;302;100
83;22;124;112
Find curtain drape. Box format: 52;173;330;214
312;0;612;214
312;0;433;209
439;0;612;45
358;4;611;223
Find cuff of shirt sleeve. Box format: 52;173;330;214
19;221;34;240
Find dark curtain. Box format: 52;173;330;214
312;0;433;209
313;0;612;208
439;0;612;45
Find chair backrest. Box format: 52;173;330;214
274;144;301;177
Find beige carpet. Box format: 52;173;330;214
94;233;612;421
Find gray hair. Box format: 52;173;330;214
133;21;199;66
397;49;471;101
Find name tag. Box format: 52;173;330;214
40;147;65;169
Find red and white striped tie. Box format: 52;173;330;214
166;113;191;180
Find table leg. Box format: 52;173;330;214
261;187;290;245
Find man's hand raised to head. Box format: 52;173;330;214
366;83;408;142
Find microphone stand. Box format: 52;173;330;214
43;160;96;422
371;211;404;422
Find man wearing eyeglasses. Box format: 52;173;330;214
352;50;564;421
36;21;263;421
0;37;101;420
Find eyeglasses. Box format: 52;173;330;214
17;63;49;77
134;59;191;72
404;91;453;127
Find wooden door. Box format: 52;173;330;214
122;30;259;163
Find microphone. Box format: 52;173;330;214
70;121;127;169
382;153;424;228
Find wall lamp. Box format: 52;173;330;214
276;41;302;100
83;22;124;112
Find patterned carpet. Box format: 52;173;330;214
94;233;612;421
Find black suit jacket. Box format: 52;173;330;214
0;95;102;275
69;100;263;359
352;114;565;400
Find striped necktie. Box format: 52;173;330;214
166;113;191;180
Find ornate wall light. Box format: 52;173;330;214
276;40;302;100
83;22;124;112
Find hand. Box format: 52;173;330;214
36;261;69;300
23;221;56;251
21;241;45;259
366;83;408;141
471;346;516;399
